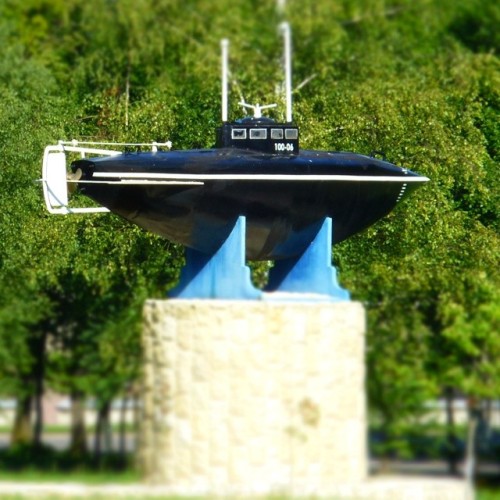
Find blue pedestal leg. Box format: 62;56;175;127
168;216;261;300
265;217;349;301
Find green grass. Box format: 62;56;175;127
478;489;500;500
0;469;140;484
0;424;135;434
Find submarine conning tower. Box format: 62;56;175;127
217;23;298;155
215;117;299;154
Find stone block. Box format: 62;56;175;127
138;299;471;499
139;300;367;493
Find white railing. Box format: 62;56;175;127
41;140;172;215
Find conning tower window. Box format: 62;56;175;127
231;128;247;139
285;128;298;140
271;129;284;139
249;128;267;139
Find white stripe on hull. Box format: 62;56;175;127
92;172;429;183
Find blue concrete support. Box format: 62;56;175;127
169;216;261;300
265;217;350;301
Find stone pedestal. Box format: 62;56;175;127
139;300;366;496
138;299;472;499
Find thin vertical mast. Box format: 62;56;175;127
280;22;292;123
221;39;229;122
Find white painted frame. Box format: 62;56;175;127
41;140;172;214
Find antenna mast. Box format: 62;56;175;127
280;22;293;123
221;39;229;122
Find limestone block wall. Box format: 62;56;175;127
139;300;366;496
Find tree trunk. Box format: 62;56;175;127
465;397;479;487
10;393;32;446
119;391;128;456
69;391;87;456
94;403;103;460
32;331;47;447
33;382;43;447
94;399;112;461
103;400;112;453
484;399;492;427
444;387;459;475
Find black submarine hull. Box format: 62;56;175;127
73;148;428;260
